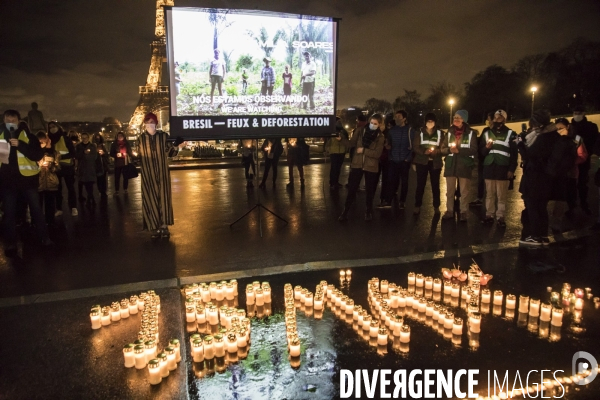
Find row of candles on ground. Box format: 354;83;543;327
182;279;240;302
89;291;160;330
284;284;303;368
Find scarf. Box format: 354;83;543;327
362;127;379;148
453;125;465;142
525;127;541;148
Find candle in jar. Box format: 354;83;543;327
345;299;354;315
101;307;111;326
469;313;481;333
207;305;219;325
138;295;145;311
551;307;563;326
145;340;157;362
493;290;503;306
134;345;146;369
377;327;388;346
400;325;411;343
444;312;454;329
574;298;583;310
237;329;248;348
314;296;323;310
192;339;204;362
519;295;530;313
433;278;442;292
246;287;255;305
529;299;540;317
294;286;302;300
196;305;206;324
90;309;101;330
424;277;433;290
148;359;162;385
215;284;225;301
340;270;346;278
189;333;200;349
214;334;225;357
506;294;516;309
380;280;389;293
201;286;211;303
369;320;379;337
119;300;130;319
418;298;426;313
263;287;272;303
157;352;169;378
408;272;416;286
170;338;181;363
203;336;214;360
346;269;352;277
123;344;135;368
304;292;314;307
289;338;301;357
186;306;196;323
540;303;552;322
110;303;121;321
451;283;460;298
129;296;139;315
415;274;424;287
452;317;463;335
481;288;491;303
165;346;177;371
226;333;238;354
225;283;235;300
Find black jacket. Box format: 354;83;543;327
0;122;44;189
571;116;599;156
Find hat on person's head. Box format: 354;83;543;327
573;105;585;113
455;110;468;123
144;112;158;124
357;114;367;122
425;112;437;123
263;57;271;62
495;109;507;120
531;109;551;127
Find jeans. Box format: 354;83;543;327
261;157;279;184
2;185;49;245
522;196;549;238
329;153;345;186
114;165;129;191
415;162;441;208
385;160;410;203
345;168;378;212
56;168;76;209
39;190;56;225
302;81;315;109
376;160;390;202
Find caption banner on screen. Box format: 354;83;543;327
166;7;338;138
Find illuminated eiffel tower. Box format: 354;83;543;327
128;0;174;132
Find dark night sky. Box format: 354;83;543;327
1;0;600;122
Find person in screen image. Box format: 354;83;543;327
282;65;293;96
261;57;275;97
174;61;182;97
242;68;249;95
209;49;226;106
301;52;316;110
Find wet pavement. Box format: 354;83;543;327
0;159;598;298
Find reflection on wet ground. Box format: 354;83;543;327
180;256;600;400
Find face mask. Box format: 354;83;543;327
493;122;503;130
145;123;157;134
573;115;584;122
5;122;18;131
369;123;378;131
49;127;58;133
426;122;435;130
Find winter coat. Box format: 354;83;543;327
0;122;44;190
110;139;133;168
412;127;445;169
340;126;385;173
75;142;98;183
261;138;283;160
286;138;309;165
38;149;61;191
571;116;599;156
325;128;349;154
479;125;518;180
96;143;109;176
441;124;479;179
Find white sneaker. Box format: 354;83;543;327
71;208;78;216
55;210;63;217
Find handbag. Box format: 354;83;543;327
123;163;139;179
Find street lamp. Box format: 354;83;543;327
448;99;455;127
530;86;537;116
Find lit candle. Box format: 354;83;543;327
407;272;416;286
192;339;204;362
214;334;225;357
519;295;530;313
415;274;424;287
230;279;238;296
134;345;146;369
123;344;135;368
550;292;560;304
145;340;156;363
129;296;139;315
451;283;460;298
90;309;101;330
294;286;302;300
573;288;584;299
195;305;206;324
203;336;214;360
340;270;346;278
169;338;181;363
215;284;225;301
380;280;389;293
399;325;411;343
506;294;516;309
493;290;503;306
346;269;352;277
186;306;196;323
237;328;248;348
469;313;481;333
377;327;388;346
189;333;201;349
209;282;218;299
304;292;314;307
100;306;111;326
165;346;177;371
575;298;583;310
157;352;169;378
369;320;379;338
433;278;442;292
207;305;218;325
118;300;129;319
225;283;235;301
551;307;563;326
289;338;301;357
425;277;433;290
138;294;146;311
444;311;454;329
263;287;272;303
529;299;540;317
148;359;162;385
540;303;552;322
314;296;323;310
110;302;121;321
418;298;426;313
443;280;452;295
345;299;354;315
452;317;463;335
362;315;372;331
201;286;211;303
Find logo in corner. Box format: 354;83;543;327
572;351;598;385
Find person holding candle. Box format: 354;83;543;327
479;110;518;227
92;133;109;199
258;138;283;189
109;131;133;195
441;110;479;222
36;131;61;226
47;121;77;217
338;114;386;221
470;112;495;208
238;139;256;188
75;132;98;207
412;113;445;215
285;137;308;189
139;112;174;239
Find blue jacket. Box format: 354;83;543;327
388;125;414;162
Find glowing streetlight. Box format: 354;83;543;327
530;86;537;116
448;99;455;127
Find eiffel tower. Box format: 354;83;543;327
128;0;174;132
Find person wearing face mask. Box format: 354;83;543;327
75;132;98;206
48;122;77;216
570;106;598;215
470;111;495;208
378;110;414;210
0;109;53;256
338;113;386;221
36;131;61;225
441;110;478;222
139;112;173;239
412;113;445;215
93;133;109;199
110;131;133;195
479;110;518;227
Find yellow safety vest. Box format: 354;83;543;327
55;135;73;165
0;130;40;176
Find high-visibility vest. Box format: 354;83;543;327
55;135;73;165
0;130;40;176
483;129;514;166
419;130;442;149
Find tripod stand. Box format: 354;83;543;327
230;140;288;237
